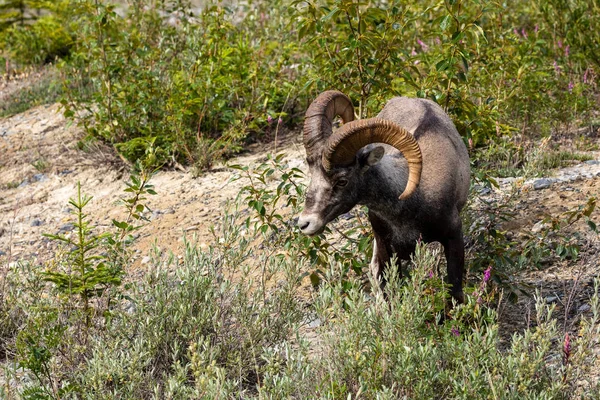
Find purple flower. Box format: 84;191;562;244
558;39;563;49
416;38;429;51
534;25;539;34
451;327;460;337
267;115;273;124
521;28;527;38
428;270;434;279
563;332;571;364
565;45;570;57
278;117;283;124
483;266;492;283
513;28;519;36
554;61;561;74
568;81;574;93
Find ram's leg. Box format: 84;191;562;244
368;212;401;293
442;216;465;303
370;233;393;285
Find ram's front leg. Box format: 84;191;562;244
370;231;402;292
369;236;385;283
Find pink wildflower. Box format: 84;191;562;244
563;332;571;364
278;117;283;124
267;115;273;124
513;28;519;36
583;68;589;84
483;266;492;283
565;45;570;57
416;38;429;51
554;61;561;74
451;327;460;337
521;28;527;38
558;39;563;49
534;25;539;34
568;81;574;93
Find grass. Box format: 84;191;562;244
475;139;595;179
0;67;64;118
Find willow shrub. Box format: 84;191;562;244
62;0;306;169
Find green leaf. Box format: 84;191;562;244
440;15;451;31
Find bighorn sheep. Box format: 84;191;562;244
297;90;470;302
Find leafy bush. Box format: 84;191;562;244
61;0;306;169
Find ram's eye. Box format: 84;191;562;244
336;178;349;187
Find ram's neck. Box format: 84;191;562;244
358;155;410;214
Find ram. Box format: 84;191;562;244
297;90;470;302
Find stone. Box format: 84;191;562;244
341;212;354;220
533;178;553;190
308;317;322;329
58;223;74;233
578;304;591;313
32;174;47;182
545;295;559;304
30;219;43;227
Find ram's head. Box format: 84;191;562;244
297;91;423;236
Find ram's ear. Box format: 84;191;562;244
359;146;385;168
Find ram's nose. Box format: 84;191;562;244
297;214;324;236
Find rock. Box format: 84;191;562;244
32;173;47;182
584;160;599;165
18;179;29;188
30;219;43;227
341;212;354;220
0;250;6;256
532;220;550;233
533;178;553;190
58;223;74;233
141;256;151;264
545;295;559;304
308;317;322;329
578;304;591;313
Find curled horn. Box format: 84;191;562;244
303;90;355;163
322;118;423;200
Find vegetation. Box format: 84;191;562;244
2;0;598;171
1;0;599;398
1;160;599;398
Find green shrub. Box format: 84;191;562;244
2;15;73;65
61;0;306;169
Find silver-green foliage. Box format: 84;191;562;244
2;159;599;399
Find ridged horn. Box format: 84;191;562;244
323;118;423;200
303;90;355;163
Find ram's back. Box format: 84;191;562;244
377;97;470;211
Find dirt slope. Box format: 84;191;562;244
0;104;306;267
